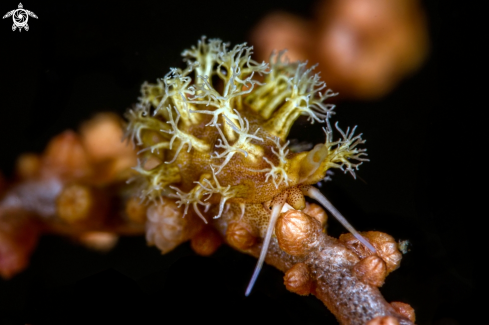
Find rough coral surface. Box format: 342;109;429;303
0;38;414;325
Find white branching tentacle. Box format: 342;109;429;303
124;104;170;147
131;159;181;204
183;40;269;139
246;54;338;127
196;167;237;219
211;110;264;174
169;183;211;224
137;141;170;156
155;70;195;116
325;122;370;179
161;106;210;164
284;62;339;124
253;136;291;189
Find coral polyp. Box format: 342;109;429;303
125;37;372;294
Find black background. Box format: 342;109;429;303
0;0;479;324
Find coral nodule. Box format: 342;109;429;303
125;37;374;293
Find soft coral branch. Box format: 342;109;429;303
245;233;413;325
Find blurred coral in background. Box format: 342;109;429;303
251;0;428;99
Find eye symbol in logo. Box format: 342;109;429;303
3;3;38;32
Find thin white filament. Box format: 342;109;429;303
305;186;376;253
245;200;285;296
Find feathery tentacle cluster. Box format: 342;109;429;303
125;36;371;296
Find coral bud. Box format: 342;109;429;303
390;302;415;323
80;113;131;162
366;232;403;273
15;153;41;180
302;202;328;228
340;231;402;274
56;183;107;225
286;187;306;210
80;113;137;182
42;131;91;178
275;209;321;256
352;255;387;287
125;197;147;224
191;226;223;256
146;198;200;254
77;232;118;252
226;222;256;250
366;316;400;325
284;262;313;295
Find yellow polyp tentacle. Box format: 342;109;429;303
263;157;289;189
137;141;170;156
240;143;264;162
187;136;210;153
196;167;237;219
297;124;370;184
222;112;238;141
139;81;166;110
322;123;369;179
259;90;291;120
299;143;329;183
234;93;243;111
124;104;172;147
210;123;240;174
185;39;268;132
245;74;290;119
185;103;203;125
263;102;302;140
212;152;236;175
162;106;210;159
173;99;200;126
224;111;265;159
212;110;265;174
251;136;292;189
150;69;204;127
153;164;181;188
169;174;212;224
245;50;294;118
132;160;182;203
182;37;219;86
